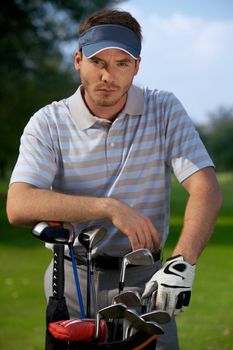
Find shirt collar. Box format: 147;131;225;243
68;84;145;130
121;84;145;116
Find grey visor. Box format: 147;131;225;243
78;24;141;59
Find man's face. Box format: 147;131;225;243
75;48;140;116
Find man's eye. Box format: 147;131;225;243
117;62;129;67
92;59;104;67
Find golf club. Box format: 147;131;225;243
146;284;158;313
78;226;106;318
123;308;145;339
95;303;127;339
32;221;74;244
32;222;85;319
69;243;86;319
113;290;142;308
124;309;164;339
119;248;154;294
141;310;171;324
128;321;164;338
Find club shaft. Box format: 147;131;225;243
86;252;91;317
118;261;126;294
90;265;97;315
69;245;85;319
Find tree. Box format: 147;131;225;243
197;106;233;172
0;0;121;179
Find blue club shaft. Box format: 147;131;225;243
69;245;85;319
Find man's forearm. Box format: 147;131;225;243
7;183;110;227
172;168;222;264
172;189;222;264
7;182;161;251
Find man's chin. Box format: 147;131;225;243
95;97;120;107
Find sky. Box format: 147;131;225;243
116;0;233;124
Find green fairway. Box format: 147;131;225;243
166;173;233;350
0;173;233;349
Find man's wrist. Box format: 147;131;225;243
171;250;197;265
100;197;119;221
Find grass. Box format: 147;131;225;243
0;186;51;349
0;173;233;349
166;173;233;350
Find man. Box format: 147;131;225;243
7;9;222;350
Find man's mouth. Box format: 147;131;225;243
98;88;115;93
95;85;119;93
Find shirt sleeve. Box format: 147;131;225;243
163;92;214;183
10;110;57;189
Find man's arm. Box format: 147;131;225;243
172;166;223;264
7;183;160;251
142;166;222;315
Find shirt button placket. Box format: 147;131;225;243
106;120;122;174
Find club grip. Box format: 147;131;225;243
53;244;65;299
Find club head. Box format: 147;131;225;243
113;291;141;308
98;303;127;319
95;303;126;338
120;249;154;285
125;248;154;266
122;308;144;340
124;308;144;325
78;226;106;251
32;222;75;244
124;307;164;339
142;310;171;324
141;321;164;335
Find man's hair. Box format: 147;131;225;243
79;9;142;41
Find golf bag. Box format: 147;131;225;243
48;244;157;350
69;333;157;349
32;223;159;349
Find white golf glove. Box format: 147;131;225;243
142;255;196;316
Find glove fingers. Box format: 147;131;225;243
176;292;184;311
165;290;177;316
183;291;191;307
142;281;158;299
155;287;166;311
173;291;191;315
180;291;191;313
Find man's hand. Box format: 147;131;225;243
142;255;196;316
108;199;160;251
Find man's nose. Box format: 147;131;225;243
100;68;115;83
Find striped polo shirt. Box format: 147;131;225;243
10;84;214;255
